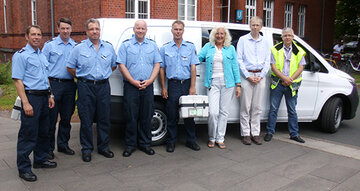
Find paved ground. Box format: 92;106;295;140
1;116;360;191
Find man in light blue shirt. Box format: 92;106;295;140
67;18;117;162
117;20;161;157
42;18;76;159
159;20;200;153
237;16;270;145
12;25;56;182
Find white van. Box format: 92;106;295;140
98;18;359;145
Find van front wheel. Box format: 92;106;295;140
151;102;168;145
320;97;343;133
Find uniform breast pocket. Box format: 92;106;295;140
181;51;192;66
144;47;155;62
49;51;62;64
79;52;90;69
26;57;40;74
165;51;176;65
128;49;138;63
100;52;113;66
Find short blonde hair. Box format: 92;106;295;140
209;26;232;47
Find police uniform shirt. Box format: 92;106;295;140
117;37;162;81
67;38;117;80
12;44;50;90
160;40;199;80
42;35;76;79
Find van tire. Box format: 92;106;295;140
151;102;168;146
320;97;343;133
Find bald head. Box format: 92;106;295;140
133;20;147;42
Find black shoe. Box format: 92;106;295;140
185;142;200;151
264;133;273;142
122;148;135;157
58;146;75;155
33;160;57;169
19;171;37;182
98;150;114;158
82;153;91;162
139;146;155;155
48;151;54;160
290;136;305;143
166;143;175;153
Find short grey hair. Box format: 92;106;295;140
209;26;232;47
281;27;294;37
85;18;100;30
249;16;263;27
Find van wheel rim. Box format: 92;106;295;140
334;106;342;129
152;109;167;141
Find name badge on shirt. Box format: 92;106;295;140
101;55;107;60
182;56;188;61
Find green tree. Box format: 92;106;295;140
334;0;360;40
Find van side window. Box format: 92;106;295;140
272;34;327;73
201;28;211;47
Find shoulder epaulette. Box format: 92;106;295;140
147;38;155;42
18;48;25;53
122;39;130;43
162;41;171;46
104;40;112;45
274;42;283;51
185;40;194;44
75;41;84;46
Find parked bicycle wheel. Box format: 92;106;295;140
338;60;352;74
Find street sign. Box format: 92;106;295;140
236;10;243;21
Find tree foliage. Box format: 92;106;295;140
334;0;360;40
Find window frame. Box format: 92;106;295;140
178;0;197;21
245;0;256;24
263;0;274;27
31;0;37;25
3;0;7;33
298;5;306;37
284;3;293;28
125;0;150;19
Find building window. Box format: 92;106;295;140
298;5;306;37
178;0;196;21
245;0;256;24
284;3;293;28
3;0;7;33
125;0;150;19
31;0;37;25
263;0;273;27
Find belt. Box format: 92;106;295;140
168;79;190;84
78;77;108;84
49;77;74;82
248;70;262;73
25;89;50;96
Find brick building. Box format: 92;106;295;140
0;0;336;62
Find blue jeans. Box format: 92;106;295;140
266;83;299;137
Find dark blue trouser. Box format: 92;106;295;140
17;93;50;173
123;81;154;149
49;80;76;151
166;79;196;143
77;80;111;154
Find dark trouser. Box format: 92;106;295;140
17;94;50;173
77;80;111;154
166;79;196;144
49;79;76;151
123;81;154;149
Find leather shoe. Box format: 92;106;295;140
290;136;305;143
252;136;262;145
242;136;252;145
122;148;135;157
82;153;91;162
185;142;200;151
139;146;155;155
19;171;37;182
166;143;175;153
264;133;273;142
33;160;57;169
58;146;75;155
48;151;54;160
98;150;114;158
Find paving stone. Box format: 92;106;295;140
0;179;27;191
0;159;10;170
309;164;359;183
331;171;360;191
59;174;122;191
166;182;208;191
194;168;248;190
0;135;10;143
277;175;337;191
257;143;310;165
229;157;278;178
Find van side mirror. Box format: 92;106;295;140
310;61;321;72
